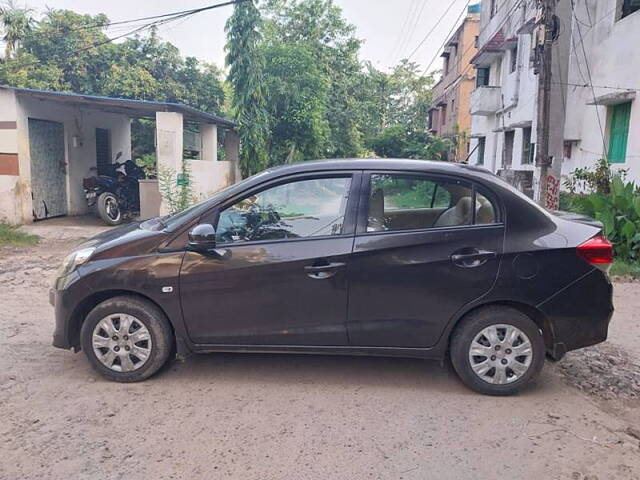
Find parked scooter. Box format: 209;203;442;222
83;152;146;225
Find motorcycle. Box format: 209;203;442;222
83;152;146;225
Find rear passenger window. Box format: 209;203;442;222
367;174;497;232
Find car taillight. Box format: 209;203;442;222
577;235;613;271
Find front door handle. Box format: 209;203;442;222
451;249;496;268
304;262;346;279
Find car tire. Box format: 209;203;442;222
97;192;123;226
450;306;545;396
80;296;174;382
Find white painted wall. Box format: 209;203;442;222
0;89;21;223
156;111;238;212
563;0;640;184
14;95;131;222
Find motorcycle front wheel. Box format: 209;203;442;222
97;192;123;226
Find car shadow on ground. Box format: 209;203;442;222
151;351;555;396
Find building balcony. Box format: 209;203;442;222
470;86;502;116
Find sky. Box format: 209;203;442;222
19;0;471;74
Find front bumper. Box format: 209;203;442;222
538;269;614;359
50;272;82;351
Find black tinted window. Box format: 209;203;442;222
216;177;352;243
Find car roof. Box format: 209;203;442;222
260;158;494;179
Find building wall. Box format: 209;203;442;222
156;112;237;214
430;11;480;161
562;0;640;184
470;1;539;175
0;89;21;223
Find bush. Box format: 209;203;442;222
573;177;640;260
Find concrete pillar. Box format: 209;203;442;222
200;124;218;162
224;130;241;182
155;112;183;215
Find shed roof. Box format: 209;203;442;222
0;85;236;128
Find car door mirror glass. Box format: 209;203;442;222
188;223;217;251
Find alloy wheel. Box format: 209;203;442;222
468;323;533;384
92;314;152;372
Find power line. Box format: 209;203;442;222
386;0;421;65
404;0;463;62
1;0;246;72
420;0;471;76
456;0;525;80
36;0;248;35
429;0;524;84
570;0;608;159
398;0;429;59
551;81;640;92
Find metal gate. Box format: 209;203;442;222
29;119;67;220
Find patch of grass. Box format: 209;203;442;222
610;260;640;279
0;223;39;247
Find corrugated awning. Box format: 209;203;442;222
0;85;236;128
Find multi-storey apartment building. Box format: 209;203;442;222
468;0;571;200
428;4;480;162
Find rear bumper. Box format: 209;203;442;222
538;269;613;359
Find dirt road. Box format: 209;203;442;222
1;220;639;480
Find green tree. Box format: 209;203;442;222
0;0;33;59
263;0;366;158
262;42;329;164
226;0;270;177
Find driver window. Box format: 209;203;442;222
216;177;352;244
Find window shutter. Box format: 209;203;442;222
608;102;632;164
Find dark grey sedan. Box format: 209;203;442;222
51;159;613;395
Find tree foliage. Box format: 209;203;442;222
0;0;451;175
226;0;270;177
0;8;225;114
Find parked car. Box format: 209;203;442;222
51;159;614;395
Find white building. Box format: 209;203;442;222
470;0;640;198
0;86;240;224
562;0;640;183
469;0;546;198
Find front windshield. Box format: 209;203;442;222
159;169;272;231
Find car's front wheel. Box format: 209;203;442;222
80;296;174;382
450;306;545;395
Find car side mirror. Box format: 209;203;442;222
188;224;217;252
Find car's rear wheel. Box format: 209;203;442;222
80;296;173;382
450;306;545;395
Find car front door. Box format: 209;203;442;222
179;172;360;346
347;171;504;348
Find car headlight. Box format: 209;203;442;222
59;247;96;277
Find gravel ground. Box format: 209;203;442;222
1;219;639;480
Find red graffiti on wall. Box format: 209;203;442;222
545;175;560;210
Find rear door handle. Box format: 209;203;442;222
451;249;496;268
304;262;346;279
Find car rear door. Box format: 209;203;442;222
347;171;505;348
179;172;361;346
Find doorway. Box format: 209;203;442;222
29;118;67;220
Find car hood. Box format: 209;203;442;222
81;222;168;259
